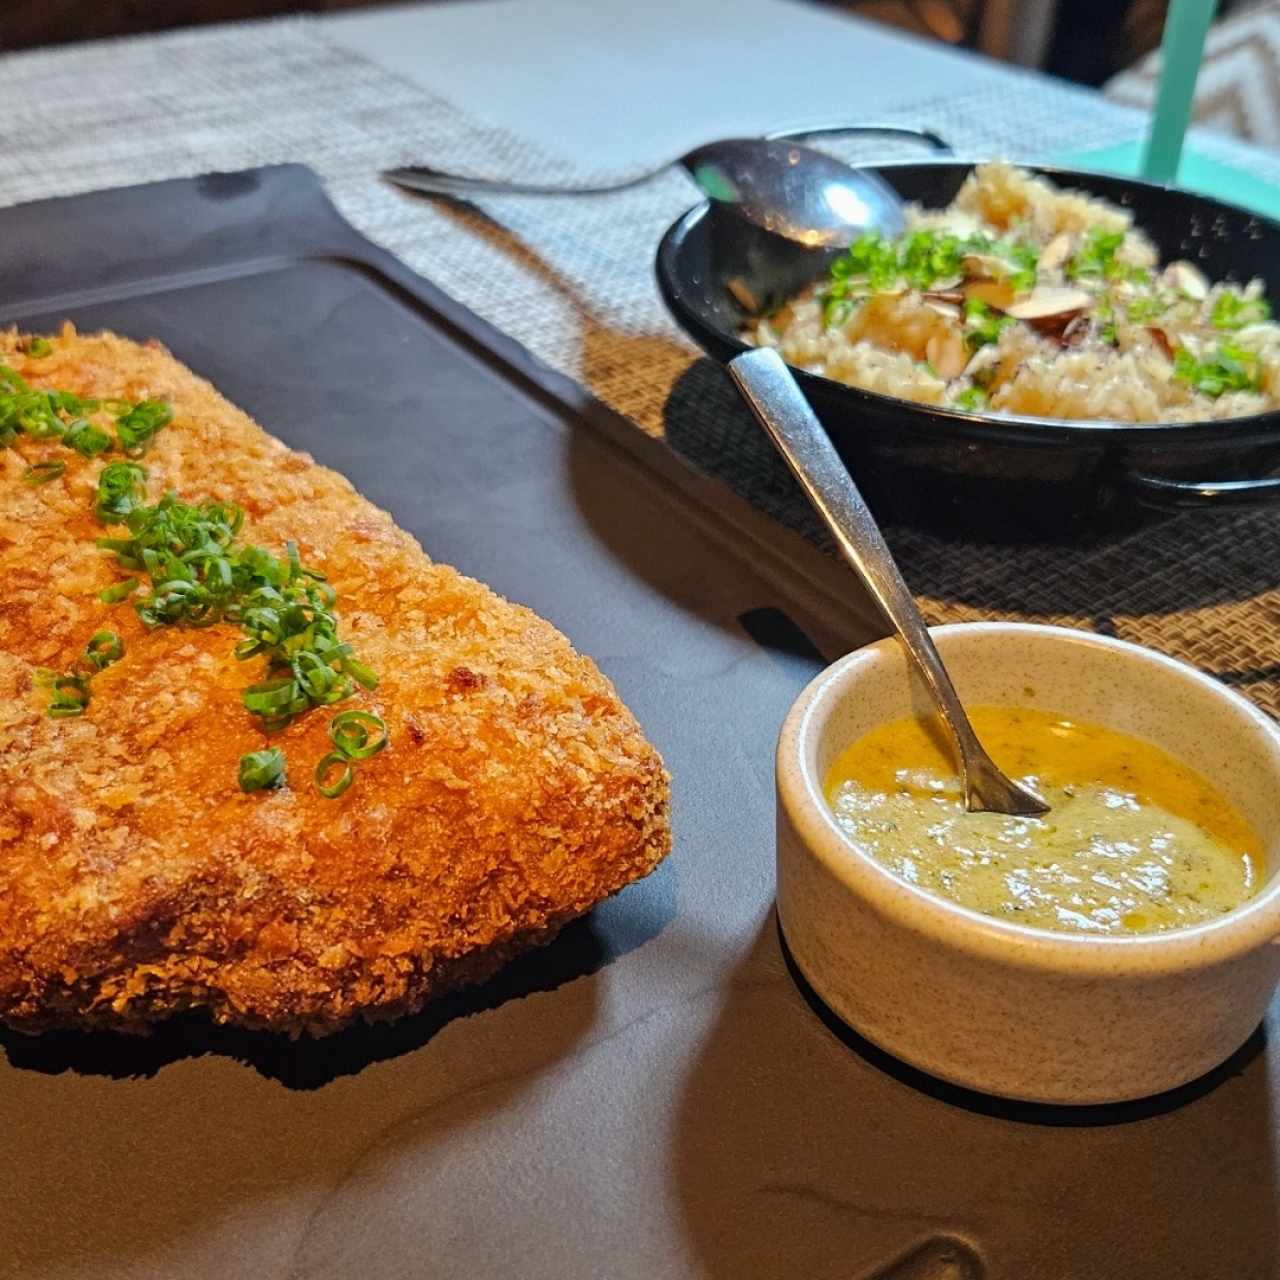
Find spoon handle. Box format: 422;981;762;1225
727;348;969;744
382;166;656;199
728;348;1044;815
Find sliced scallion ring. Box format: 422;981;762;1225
64;419;113;458
100;578;139;604
84;630;124;670
239;747;286;793
329;709;388;760
47;674;90;718
23;459;66;486
314;751;354;799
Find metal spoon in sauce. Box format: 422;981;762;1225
384;136;907;249
729;347;1050;817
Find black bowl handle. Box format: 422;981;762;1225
764;123;953;154
1120;467;1280;508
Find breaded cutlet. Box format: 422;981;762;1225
0;327;670;1035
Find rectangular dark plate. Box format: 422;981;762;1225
0;167;1274;1280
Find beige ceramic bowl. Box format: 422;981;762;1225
777;622;1280;1105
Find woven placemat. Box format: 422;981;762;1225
2;18;1279;711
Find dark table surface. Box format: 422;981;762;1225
0;167;1274;1280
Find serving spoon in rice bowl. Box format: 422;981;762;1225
385;136;907;249
730;346;1050;817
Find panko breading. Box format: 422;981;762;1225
0;327;670;1035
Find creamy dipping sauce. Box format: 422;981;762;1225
825;706;1261;935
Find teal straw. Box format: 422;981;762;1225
1142;0;1218;184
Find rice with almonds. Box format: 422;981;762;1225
748;163;1280;423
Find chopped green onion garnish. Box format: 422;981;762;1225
963;298;1013;350
42;632;125;716
899;229;967;289
1005;242;1039;293
99;578;139;604
1067;228;1126;281
23;459;65;486
243;676;308;717
114;399;173;457
239;747;286;793
94;461;148;523
25;338;53;358
343;657;379;691
84;631;124;671
330;710;388;761
47;674;90;718
836;231;901;290
823;298;853;329
64;419;113;458
1173;342;1262;398
954;387;988;412
1125;297;1162;323
826;228;1039;297
2;368;169;471
1210;290;1271;331
47;389;92;416
9;396;66;440
83;460;384;789
314;751;354;799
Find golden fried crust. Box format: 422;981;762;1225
0;327;670;1035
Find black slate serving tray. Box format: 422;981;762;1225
0;166;1274;1280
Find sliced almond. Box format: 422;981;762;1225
1038;232;1073;272
1005;287;1092;320
926;330;968;380
924;300;962;319
1028;313;1093;349
962;253;1010;281
929;275;965;292
1061;314;1090;346
922;289;965;305
964;279;1016;311
1028;315;1079;346
1146;326;1174;360
1168;260;1209;301
964;344;1002;378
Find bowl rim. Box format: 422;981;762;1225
655;160;1280;445
777;620;1280;974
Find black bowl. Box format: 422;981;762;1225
656;163;1280;538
